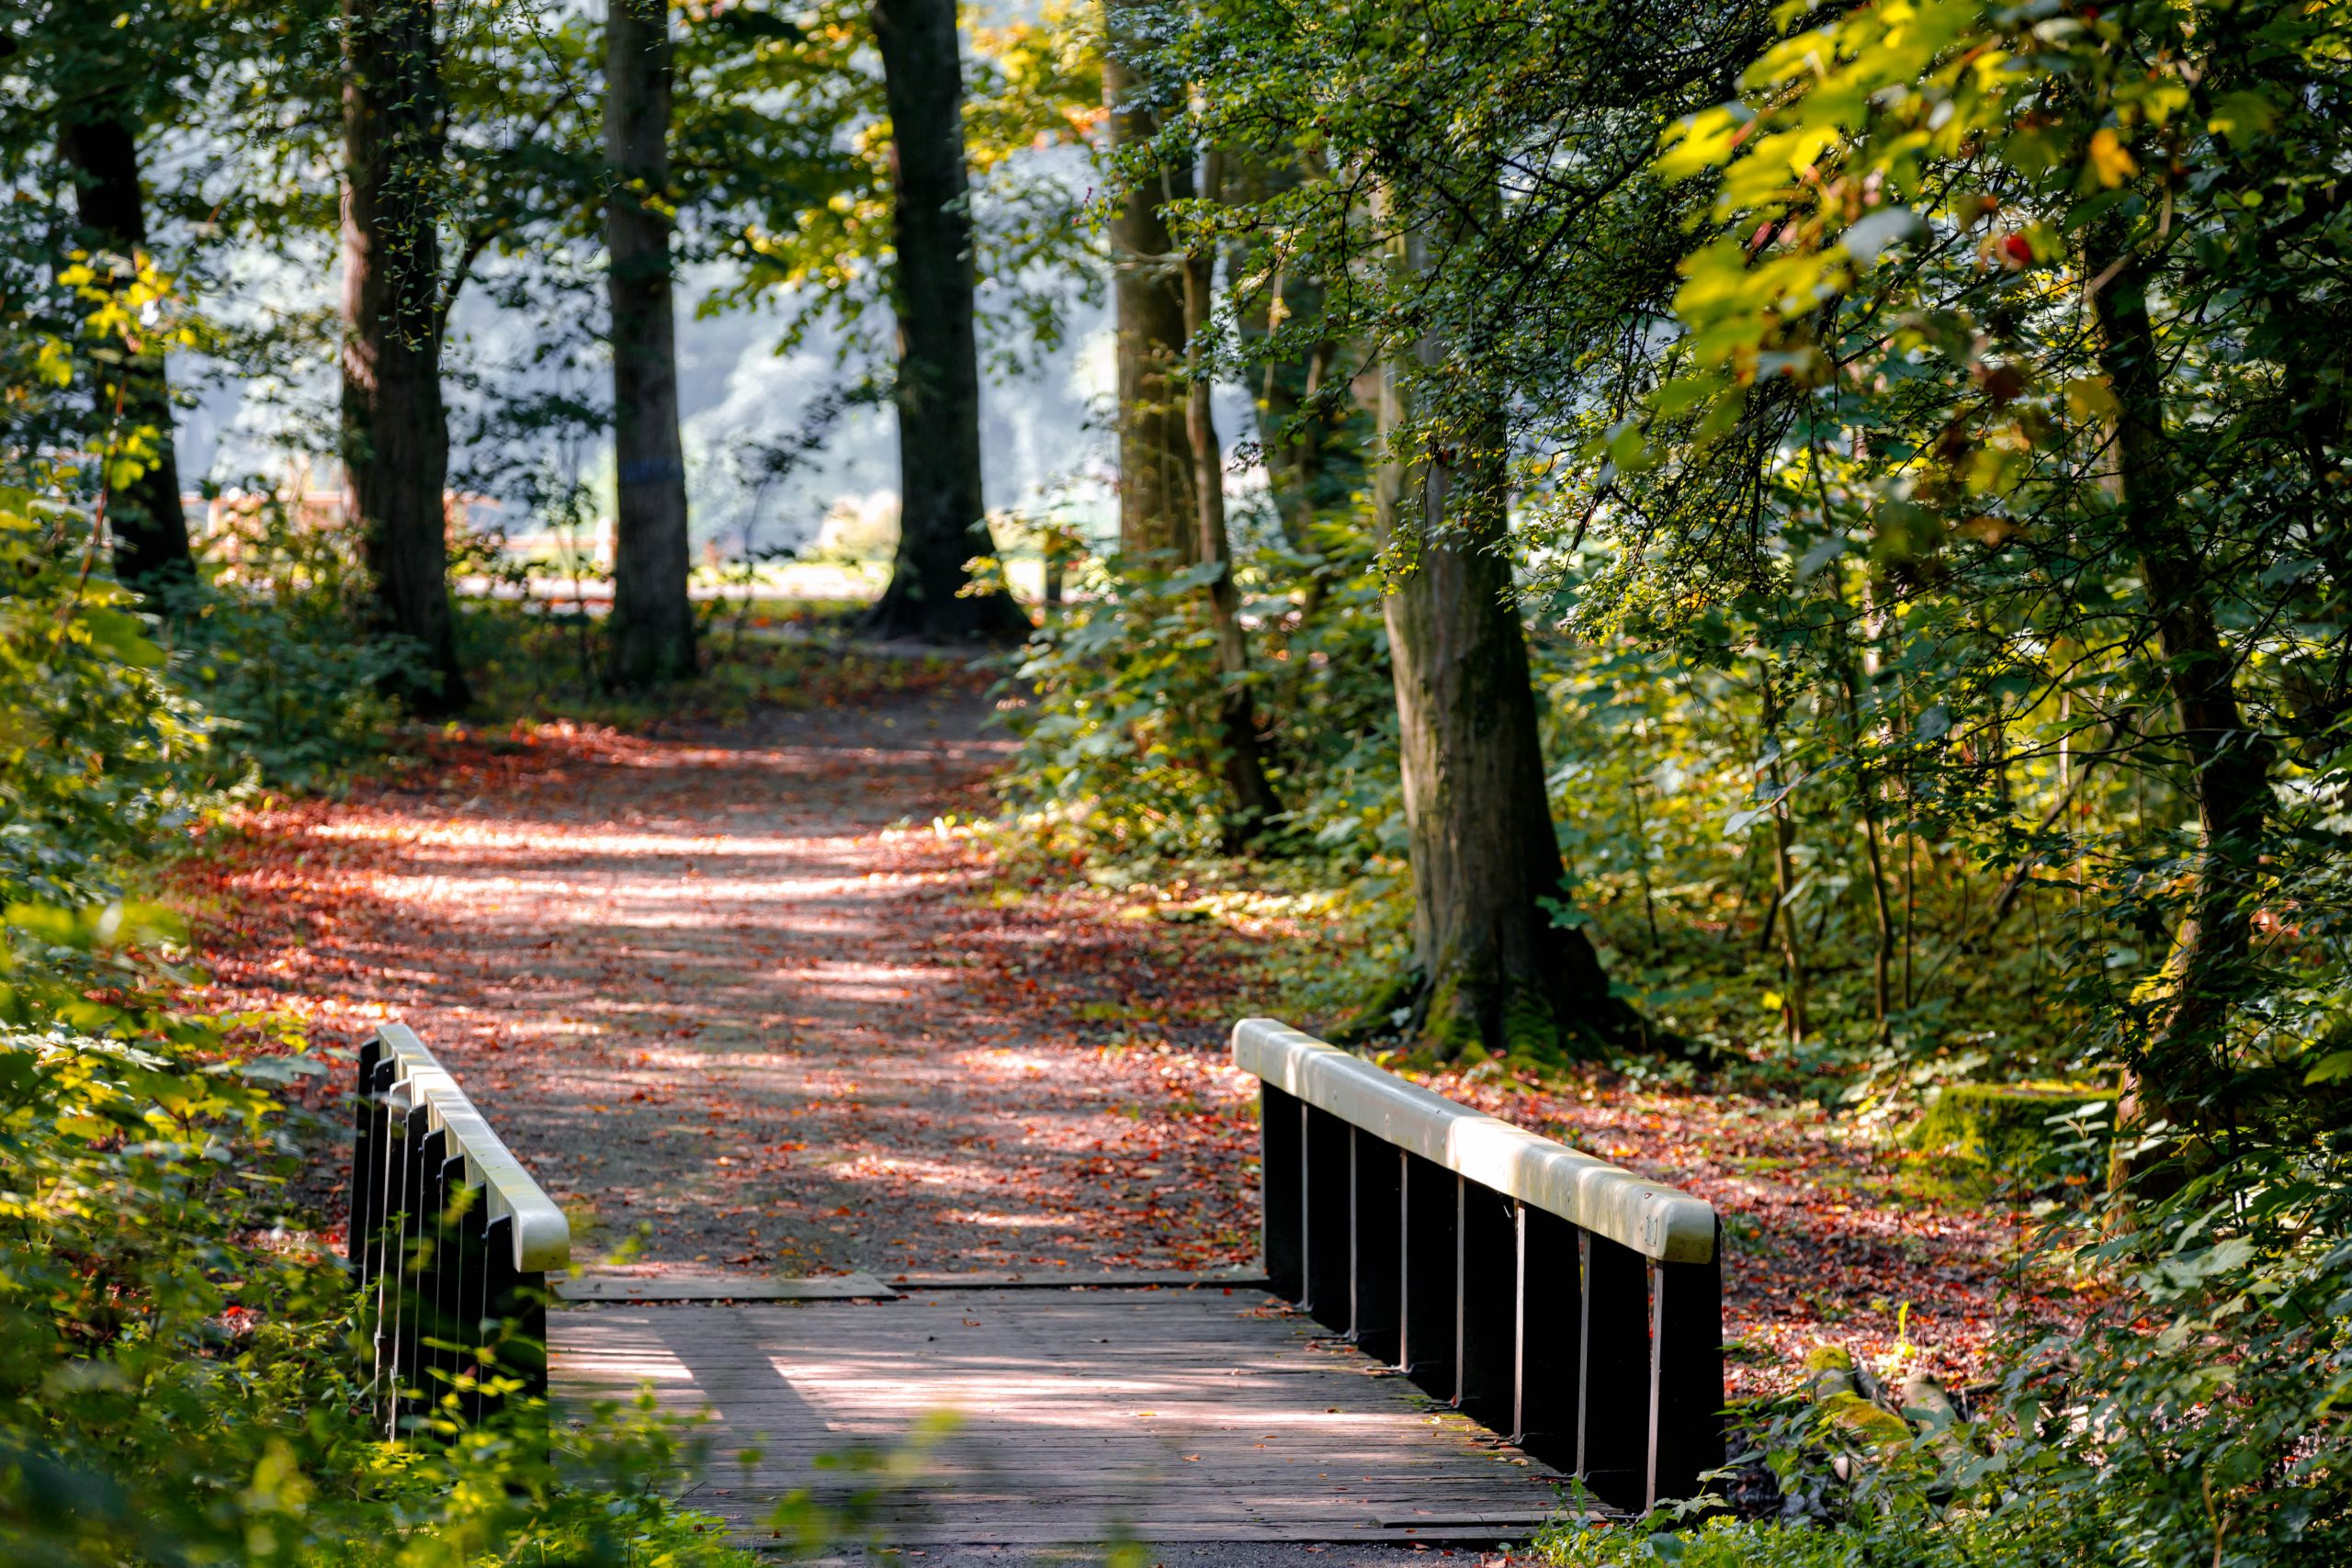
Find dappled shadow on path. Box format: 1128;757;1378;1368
187;687;1261;1279
186;684;2046;1399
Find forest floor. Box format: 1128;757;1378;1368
178;660;2072;1399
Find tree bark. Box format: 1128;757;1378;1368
1182;151;1281;849
57;116;193;599
1373;232;1634;1061
605;0;696;685
865;0;1027;642
1102;2;1193;566
341;0;469;713
2090;235;2269;1172
1758;669;1809;1044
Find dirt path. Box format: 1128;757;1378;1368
193;682;1261;1279
187;676;2051;1395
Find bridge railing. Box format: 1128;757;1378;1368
1233;1018;1723;1511
348;1022;570;1438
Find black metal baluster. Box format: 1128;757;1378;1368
348;1040;383;1270
389;1106;433;1438
429;1151;468;1430
370;1085;413;1431
1349;1128;1401;1364
1300;1104;1351;1330
479;1213;519;1429
1646;1226;1725;1508
460;1192;491;1427
1398;1150;1456;1393
1577;1230;1652;1511
1261;1085;1303;1299
1455;1181;1516;1429
1515;1207;1582;1471
480;1213;551;1417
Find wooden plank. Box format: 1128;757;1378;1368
550;1286;1567;1549
891;1270;1271;1292
555;1270;900;1303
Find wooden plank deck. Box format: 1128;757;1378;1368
550;1286;1570;1548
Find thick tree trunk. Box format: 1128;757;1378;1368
1373;237;1634;1061
57;117;192;598
1102;4;1193;566
865;0;1026;642
1182;152;1281;849
605;0;695;685
2090;239;2269;1179
341;0;469;713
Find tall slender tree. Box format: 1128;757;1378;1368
605;0;695;684
341;0;469;712
865;0;1026;641
1102;0;1192;565
17;5;201;598
58;115;193;598
1182;149;1280;846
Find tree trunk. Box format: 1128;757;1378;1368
1759;670;1809;1044
1373;233;1634;1062
1102;1;1193;566
341;0;469;713
1182;150;1281;849
865;0;1026;642
2090;236;2269;1178
605;0;696;685
57;117;193;599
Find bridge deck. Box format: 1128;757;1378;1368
551;1286;1568;1548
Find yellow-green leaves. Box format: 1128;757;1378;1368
1656;104;1752;184
2086;127;2137;188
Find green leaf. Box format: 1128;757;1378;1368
2304;1050;2352;1087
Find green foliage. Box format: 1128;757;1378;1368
160;502;419;791
1540;1138;2352;1568
0;1016;763;1567
993;518;1401;867
0;486;207;909
0;468;763;1562
1906;1082;2109;1198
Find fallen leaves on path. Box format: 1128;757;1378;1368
178;684;2051;1398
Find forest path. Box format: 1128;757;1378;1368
194;667;2043;1395
199;677;1261;1279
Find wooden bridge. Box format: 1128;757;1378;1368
349;1018;1724;1552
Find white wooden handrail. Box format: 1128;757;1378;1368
374;1023;571;1272
1232;1017;1715;1264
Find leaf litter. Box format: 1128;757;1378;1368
177;680;2058;1396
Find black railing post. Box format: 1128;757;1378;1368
371;1093;419;1431
1349;1128;1401;1364
1455;1181;1516;1429
1301;1104;1352;1330
1261;1085;1303;1299
348;1039;384;1269
1647;1225;1725;1507
1397;1150;1457;1393
1515;1205;1582;1469
481;1213;551;1416
480;1213;520;1427
429;1151;469;1427
395;1117;443;1437
1578;1231;1652;1510
459;1193;492;1427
